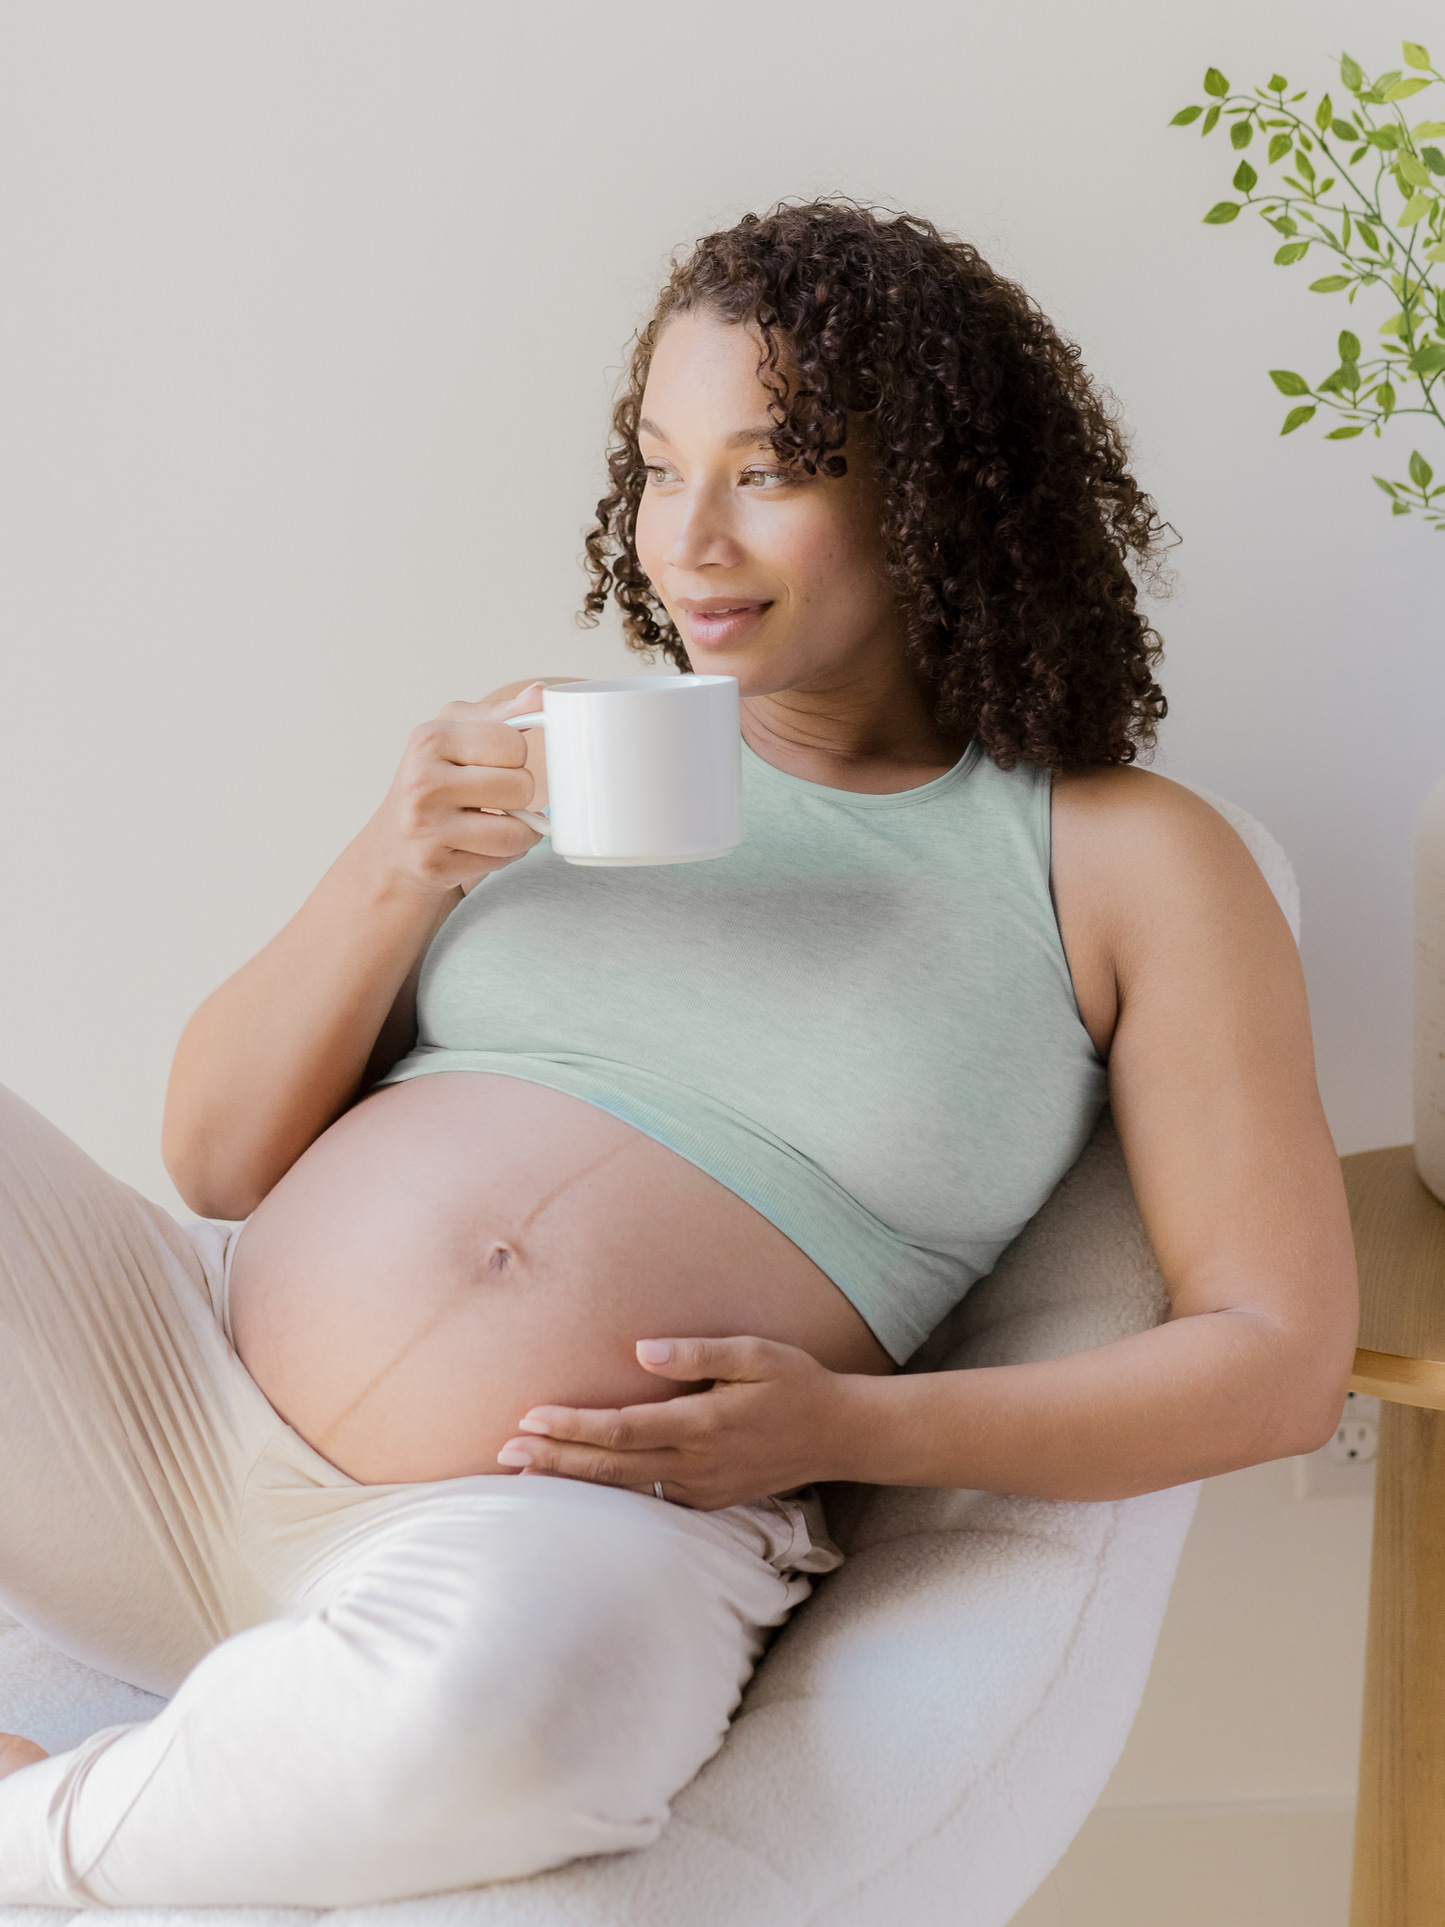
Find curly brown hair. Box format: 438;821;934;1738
582;199;1169;769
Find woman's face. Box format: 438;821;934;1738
633;311;905;698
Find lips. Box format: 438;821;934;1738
674;598;772;649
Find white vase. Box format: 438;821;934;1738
1415;769;1445;1202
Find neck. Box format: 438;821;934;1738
739;652;965;795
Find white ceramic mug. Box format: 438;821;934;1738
501;674;742;866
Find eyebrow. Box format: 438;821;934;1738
638;416;777;452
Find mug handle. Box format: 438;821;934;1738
501;712;549;834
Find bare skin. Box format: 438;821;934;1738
156;308;1356;1510
166;313;1352;1502
490;317;1355;1503
1;309;1356;1769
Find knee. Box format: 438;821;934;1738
329;1509;724;1867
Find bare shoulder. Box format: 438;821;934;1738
1050;766;1294;1056
1052;765;1280;923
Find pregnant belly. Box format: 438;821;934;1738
228;1073;893;1484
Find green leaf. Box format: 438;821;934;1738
1274;241;1310;264
1401;192;1434;225
1341;52;1364;92
1426;241;1445;261
1338;330;1361;360
1317;367;1345;394
1171;105;1204;125
1378;382;1397;412
1317;177;1335;194
1203;201;1241;223
1233;159;1258;192
1357;220;1380;250
1351;144;1369;162
1423;146;1445;173
1314;94;1330;131
1326;425;1366;438
1394;500;1414;514
1295;147;1316;181
1342;211;1352;246
1411;450;1436;488
1404;41;1432;70
1270;213;1299;234
1268;131;1293;163
1375;475;1400;494
1202;104;1221;136
1384;77;1432;100
1373;71;1406;96
1203;66;1229;97
1268;369;1311;394
1330;118;1358;141
1400;153;1434;187
1231;119;1253;150
1268;72;1288;93
1281;405;1317;434
1309;275;1352;291
1409;343;1445;375
1414;121;1445;136
1341;358;1361;387
1369;126;1401;147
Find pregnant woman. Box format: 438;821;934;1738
0;201;1356;1906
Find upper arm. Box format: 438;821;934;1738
1051;769;1357;1403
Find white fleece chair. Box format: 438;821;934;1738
0;789;1298;1927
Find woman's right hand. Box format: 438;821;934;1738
361;682;549;900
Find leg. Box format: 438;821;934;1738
0;1082;277;1692
1;1474;824;1907
1350;1399;1445;1924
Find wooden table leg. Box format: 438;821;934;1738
1351;1400;1445;1924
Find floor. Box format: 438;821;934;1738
1007;1802;1354;1927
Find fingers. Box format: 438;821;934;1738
498;1394;711;1494
497;1440;670;1488
515;1399;698;1449
634;1335;778;1382
436;683;547;726
407;716;531;774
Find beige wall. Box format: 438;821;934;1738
0;0;1425;1859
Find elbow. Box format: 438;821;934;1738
162;1124;270;1222
1260;1351;1358;1464
165;1161;266;1224
1282;1393;1354;1461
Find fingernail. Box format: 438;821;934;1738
497;1445;533;1467
637;1340;672;1364
517;1417;551;1435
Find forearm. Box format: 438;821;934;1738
831;1308;1351;1500
163;825;456;1218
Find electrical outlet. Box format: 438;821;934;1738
1293;1390;1379;1499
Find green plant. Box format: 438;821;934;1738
1171;40;1445;527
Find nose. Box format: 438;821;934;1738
663;480;745;575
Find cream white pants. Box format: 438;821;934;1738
0;1084;839;1908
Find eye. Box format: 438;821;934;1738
740;466;790;489
643;462;679;487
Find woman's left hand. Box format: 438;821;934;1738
496;1336;857;1510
